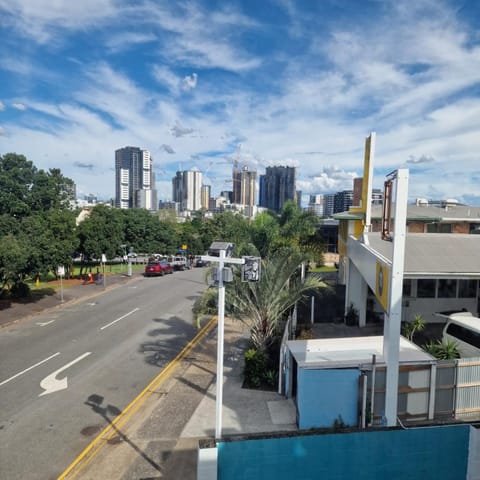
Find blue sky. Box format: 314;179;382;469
1;0;480;206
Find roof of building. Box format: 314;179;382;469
334;204;480;222
287;335;434;369
365;233;480;276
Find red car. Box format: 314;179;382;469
144;260;173;277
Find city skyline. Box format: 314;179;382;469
2;1;480;205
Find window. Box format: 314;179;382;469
446;324;480;349
439;223;452;233
417;279;436;298
403;279;412;296
459;280;477;298
437;279;457;298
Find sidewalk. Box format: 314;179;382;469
1;271;298;479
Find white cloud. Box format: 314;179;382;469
0;0;119;43
407;155;435;164
0;126;6;136
0;101;4;111
105;31;157;52
182;73;197;91
12;102;26;111
152;65;180;94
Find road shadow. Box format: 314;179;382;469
140;316;198;368
84;393;162;474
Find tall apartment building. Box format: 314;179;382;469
239;166;257;208
172;169;202;212
258;166;296;213
308;194;326;216
115;146;157;210
334;190;354;214
201;184;211;210
232;163;257;208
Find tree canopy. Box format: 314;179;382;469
0;152;327;298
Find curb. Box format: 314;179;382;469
58;315;218;480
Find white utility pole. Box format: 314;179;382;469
201;250;244;440
383;169;409;426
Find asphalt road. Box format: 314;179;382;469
0;268;208;480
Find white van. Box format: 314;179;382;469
441;311;480;357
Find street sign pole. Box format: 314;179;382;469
201;251;244;440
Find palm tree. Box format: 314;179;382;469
226;249;326;351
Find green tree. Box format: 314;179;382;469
225;249;325;351
402;314;425;342
0;153;36;216
0;154;75;216
77;205;124;260
249;211;280;257
0;234;29;294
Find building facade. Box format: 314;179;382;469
258;166;296;213
115;146;157;210
239;166;257;211
201;184;211;210
172;169;203;212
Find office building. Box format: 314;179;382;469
239;166;257;210
258;166;296;213
308;194;326;217
201;184;211;210
115;146;157;210
334;190;353;214
172;169;202;212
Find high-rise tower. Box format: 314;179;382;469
258;166;296;212
115;146;157;210
172;169;203;212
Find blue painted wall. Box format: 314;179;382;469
297;368;359;428
218;425;470;480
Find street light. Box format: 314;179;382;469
201;243;243;440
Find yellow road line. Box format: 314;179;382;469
58;316;217;480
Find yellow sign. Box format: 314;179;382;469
361;134;373;213
375;262;390;311
181;244;188;250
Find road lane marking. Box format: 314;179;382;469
0;352;61;387
100;308;140;330
36;320;56;326
39;352;92;396
58;315;217;480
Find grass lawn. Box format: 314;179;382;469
312;266;338;273
27;262;145;291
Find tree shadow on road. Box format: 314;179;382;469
140;316;198;368
84;393;163;474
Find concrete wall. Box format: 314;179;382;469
217;424;470;480
297;368;359;429
467;426;480;480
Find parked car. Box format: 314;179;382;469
144;260;173;277
194;256;208;267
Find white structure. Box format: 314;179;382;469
115;146;157;210
172;169;203;212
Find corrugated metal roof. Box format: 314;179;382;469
365;233;480;275
287;336;434;368
334;204;480;222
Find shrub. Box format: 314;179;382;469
10;282;31;299
193;287;218;327
402;314;425;342
243;348;268;388
423;339;460;359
